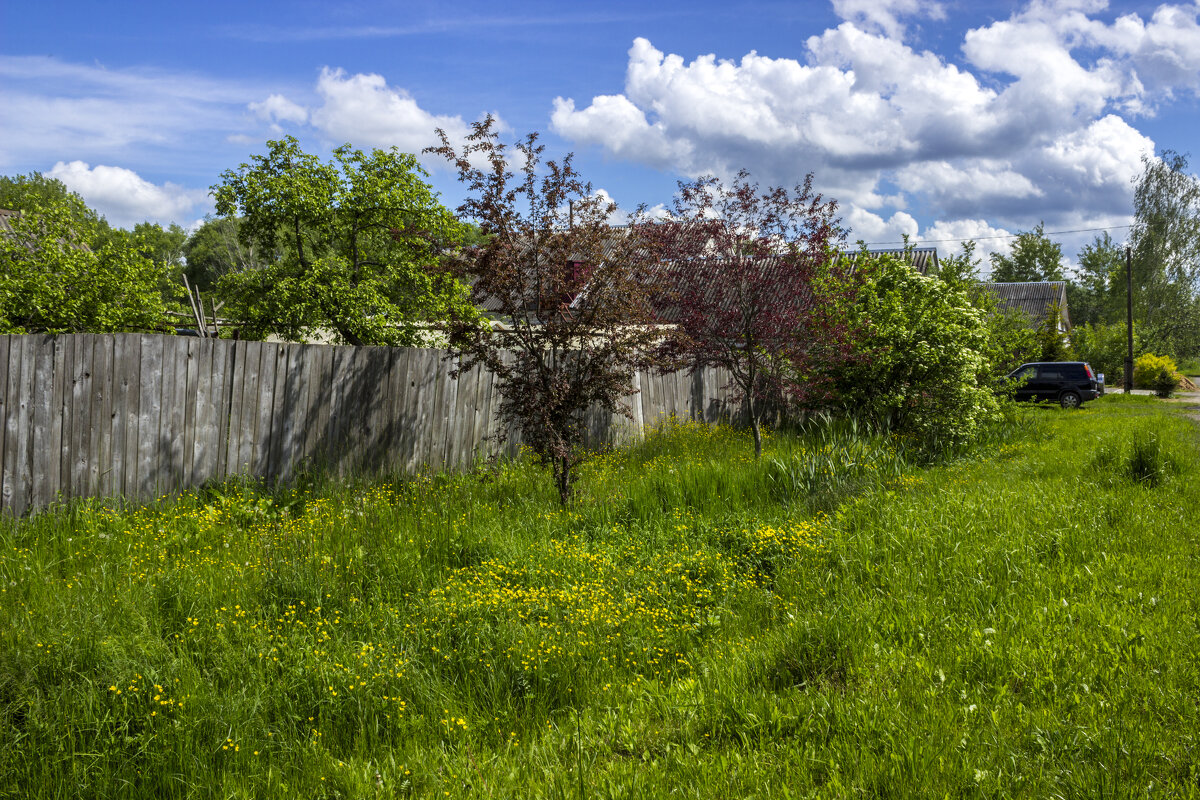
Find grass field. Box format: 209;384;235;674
2;395;1199;798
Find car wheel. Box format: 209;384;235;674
1060;391;1081;409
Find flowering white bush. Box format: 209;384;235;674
833;254;1003;457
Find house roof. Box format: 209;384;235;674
467;226;645;315
0;207;95;254
466;225;931;324
636;255;802;324
979;281;1071;329
837;247;940;275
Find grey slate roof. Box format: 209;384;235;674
979;281;1071;330
467;226;648;315
0;207;93;253
837;247;940;275
465;229;944;324
640;255;805;325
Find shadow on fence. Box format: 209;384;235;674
0;334;738;515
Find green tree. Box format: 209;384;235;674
1067;232;1123;327
834;255;1003;458
133;220;188;298
0;173;111;241
133;221;187;270
1072;321;1142;382
428;117;667;505
989;222;1065;282
1130;151;1200;359
0;197;171;334
937;240;983;288
212;137;477;346
973;296;1039;374
458;222;490;248
1034;301;1075;362
181;217;263;293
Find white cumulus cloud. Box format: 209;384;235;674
549;1;1198;246
916;218;1016;269
844;207;920;244
47;161;209;229
830;0;946;39
309;67;481;157
249;94;309;128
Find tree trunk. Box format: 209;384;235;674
747;393;762;458
334;322;365;347
556;455;572;506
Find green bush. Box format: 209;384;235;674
0;194;172;334
833;255;1003;459
1132;353;1182;397
1071;321;1140;381
1034;301;1076;362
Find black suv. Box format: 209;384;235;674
1006;362;1101;409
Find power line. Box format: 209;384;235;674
862;223;1133;247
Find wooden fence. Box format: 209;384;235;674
0;334;738;516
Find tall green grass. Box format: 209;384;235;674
2;399;1198;798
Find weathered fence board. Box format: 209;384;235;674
55;337;74;503
4;338;30;514
326;346;350;474
213;340;234;478
136;336;164;500
0;334;740;514
0;339;9;510
72;335;95;501
159;336;182;491
274;344;303;481
251;342;277;478
235;341;261;476
109;336;131;502
381;348;404;473
391;348;415;473
182;338;202;487
94;336;116;499
118;337;142;499
191;340;218;487
364;346;393;473
407;349;437;473
30;336;57;509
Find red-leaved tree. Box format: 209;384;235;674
657;170;859;457
427;117;664;504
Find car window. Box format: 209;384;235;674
1014;366;1036;381
1037;366;1063;381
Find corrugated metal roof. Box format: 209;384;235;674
464;225;929;323
638;254;830;324
837;247;940;274
979;281;1071;329
0;207;95;254
465;223;705;317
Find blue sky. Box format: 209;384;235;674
3;0;1199;267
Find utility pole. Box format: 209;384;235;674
1125;245;1133;393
